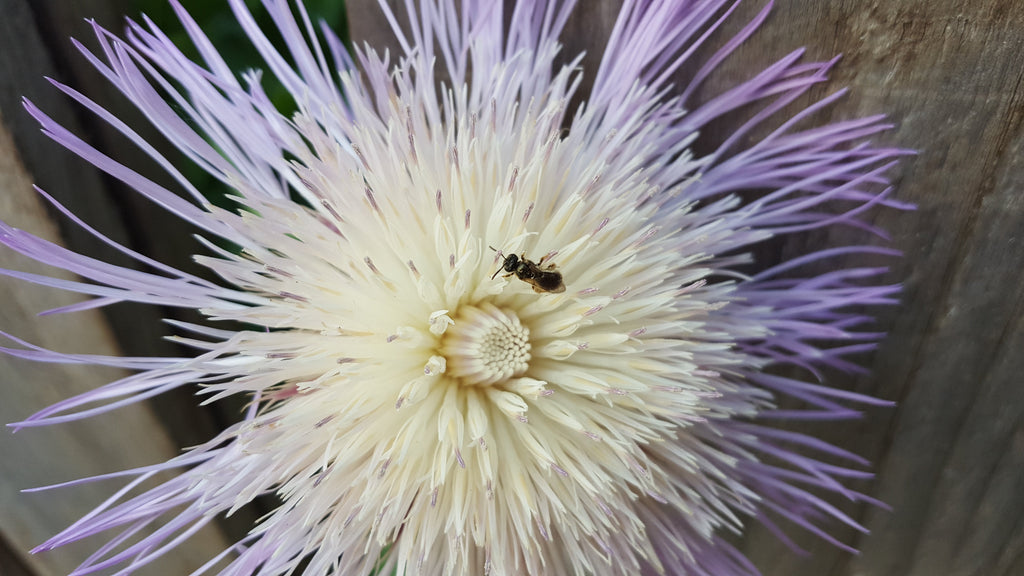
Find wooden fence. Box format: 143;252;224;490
0;1;1021;575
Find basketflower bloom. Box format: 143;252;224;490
2;0;909;574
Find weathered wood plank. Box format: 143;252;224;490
0;109;231;574
15;0;267;544
0;534;34;576
0;0;238;572
800;2;1023;576
692;2;1024;575
664;1;1024;575
16;0;228;452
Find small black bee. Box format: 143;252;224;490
490;247;566;293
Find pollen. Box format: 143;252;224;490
440;302;531;386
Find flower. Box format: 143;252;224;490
2;0;909;574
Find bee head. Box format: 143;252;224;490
503;253;520;272
489;247;519;280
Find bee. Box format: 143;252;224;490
489;247;566;293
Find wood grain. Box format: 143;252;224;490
0;108;231;574
0;0;236;572
17;0;228;451
14;0;266;542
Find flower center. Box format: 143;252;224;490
440;303;531;386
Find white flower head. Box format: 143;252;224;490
3;1;907;575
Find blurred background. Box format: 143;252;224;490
0;1;1021;575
